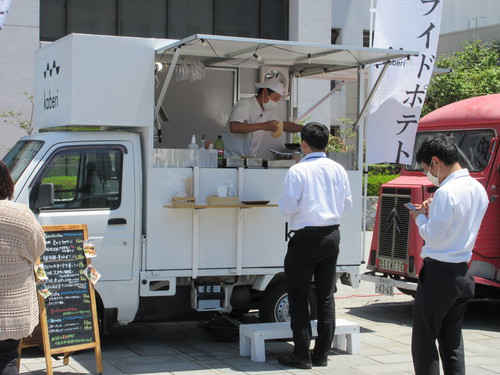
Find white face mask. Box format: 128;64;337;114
263;97;278;111
425;160;440;187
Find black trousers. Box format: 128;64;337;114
284;225;340;360
412;259;475;375
0;339;20;375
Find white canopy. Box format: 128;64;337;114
155;34;418;79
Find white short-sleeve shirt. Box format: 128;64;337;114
222;96;279;157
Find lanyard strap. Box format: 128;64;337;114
302;154;326;162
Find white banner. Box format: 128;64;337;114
366;0;443;165
0;0;12;30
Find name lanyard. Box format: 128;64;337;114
302;154;326;162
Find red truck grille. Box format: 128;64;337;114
378;191;412;260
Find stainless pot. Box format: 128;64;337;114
268;149;302;161
268;149;294;160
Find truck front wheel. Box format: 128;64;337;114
259;280;317;322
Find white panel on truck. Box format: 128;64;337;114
34;33;156;129
145;166;361;275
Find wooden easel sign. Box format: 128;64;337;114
37;224;102;375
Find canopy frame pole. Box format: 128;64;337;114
295;81;346;123
352;61;389;131
356;65;369;263
155;47;181;122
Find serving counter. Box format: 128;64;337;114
144;164;362;283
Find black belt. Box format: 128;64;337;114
424;258;467;266
285;223;339;241
295;225;339;232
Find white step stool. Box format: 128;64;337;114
239;318;360;362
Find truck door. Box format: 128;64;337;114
31;143;136;281
488;138;500;204
481;137;500;254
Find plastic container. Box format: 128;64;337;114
227;180;237;197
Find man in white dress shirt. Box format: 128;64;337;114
410;134;489;375
278;122;352;369
222;78;302;157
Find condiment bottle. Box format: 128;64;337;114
187;135;199;149
214;135;224;167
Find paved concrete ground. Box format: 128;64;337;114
18;298;500;375
19;232;500;374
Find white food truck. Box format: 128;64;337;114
4;34;415;332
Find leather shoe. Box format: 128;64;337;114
311;354;328;367
278;353;312;369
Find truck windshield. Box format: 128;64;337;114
2;140;44;183
406;130;495;172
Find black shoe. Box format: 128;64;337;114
278;354;312;369
311;355;328;367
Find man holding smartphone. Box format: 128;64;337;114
408;134;488;375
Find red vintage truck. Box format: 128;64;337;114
362;94;500;299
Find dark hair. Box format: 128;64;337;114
415;134;459;166
301;122;329;151
257;88;275;96
0;161;14;200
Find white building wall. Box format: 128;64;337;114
0;0;39;158
440;0;500;33
437;0;500;57
439;23;500;57
331;0;500;41
289;0;332;127
332;0;371;46
330;0;374;123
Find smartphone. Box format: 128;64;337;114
404;202;417;211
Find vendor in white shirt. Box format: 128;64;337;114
222;78;303;157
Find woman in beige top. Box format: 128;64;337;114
0;161;45;375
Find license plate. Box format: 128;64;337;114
375;277;395;296
378;258;405;273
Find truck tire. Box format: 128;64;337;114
95;293;117;335
259;279;317;322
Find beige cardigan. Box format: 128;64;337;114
0;200;46;340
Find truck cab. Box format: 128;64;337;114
363;94;500;298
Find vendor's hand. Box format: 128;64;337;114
262;120;279;132
409;204;425;220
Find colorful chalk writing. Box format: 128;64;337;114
41;229;95;349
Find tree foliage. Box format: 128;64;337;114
0;91;35;135
422;40;500;116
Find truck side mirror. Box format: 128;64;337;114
34;183;55;211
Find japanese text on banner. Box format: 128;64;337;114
366;0;443;165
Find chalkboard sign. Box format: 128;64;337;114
38;225;102;375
